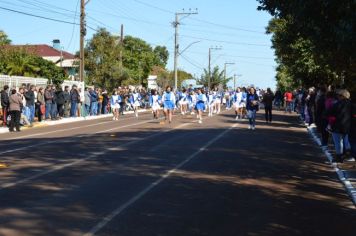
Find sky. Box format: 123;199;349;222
0;0;277;89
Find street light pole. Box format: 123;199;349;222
208;46;222;89
224;62;235;82
173;9;198;90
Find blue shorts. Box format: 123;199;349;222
163;101;175;110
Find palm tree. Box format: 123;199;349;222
6;50;40;76
198;66;230;89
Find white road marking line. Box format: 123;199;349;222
0;120;192;190
0;116;154;156
84;123;238;236
5;113;152;141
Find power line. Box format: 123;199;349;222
131;0;265;34
0;6;97;31
180;35;270;47
180;54;205;70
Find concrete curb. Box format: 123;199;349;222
0;109;149;134
307;126;356;205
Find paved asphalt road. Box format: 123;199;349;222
0;110;355;236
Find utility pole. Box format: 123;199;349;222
119;24;124;68
80;0;90;82
173;9;198;90
224;62;235;81
208;46;222;89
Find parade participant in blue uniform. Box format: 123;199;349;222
233;87;243;120
179;89;188;115
246;87;259;130
129;90;141;118
111;89;121;120
195;89;207;123
149;89;161;119
162;86;175;123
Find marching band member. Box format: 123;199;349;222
162;86;175;123
111;89;121;120
129;90;141;118
195;89;207;123
179;89;188;115
149;89;161;119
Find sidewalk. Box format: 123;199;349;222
307;123;356;205
0;109;148;134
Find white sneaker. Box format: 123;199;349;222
191;112;195;115
181;112;184;115
135;113;138;118
248;125;252;130
235;116;239;120
198;120;202;124
196;115;199;119
112;117;116;121
252;126;256;130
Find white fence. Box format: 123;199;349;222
61;80;85;100
0;74;48;90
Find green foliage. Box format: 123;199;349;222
84;28;128;91
198;66;230;89
0;30;11;46
257;0;356;94
0;47;65;84
84;28;170;90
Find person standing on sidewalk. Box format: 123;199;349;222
55;87;65;118
70;85;80;117
8;89;23;132
84;87;91;116
36;87;45;122
262;88;274;123
1;85;10;127
63;86;71;118
246;87;260;130
44;85;54;120
90;88;98;116
327;89;352;163
24;85;35;124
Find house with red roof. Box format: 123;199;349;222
10;40;79;79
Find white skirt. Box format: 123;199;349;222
152;104;160;111
112;104;120;109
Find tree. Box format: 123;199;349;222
257;0;356;94
0;30;11;46
84;29;169;90
85;28;128;91
0;47;65;84
153;46;169;67
198;66;229;89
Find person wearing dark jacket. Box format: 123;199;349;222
44;85;54;120
102;90;109;114
56;88;65;118
1;85;10;127
246;87;259;130
24;85;36;123
327;89;352;162
63;86;71;118
262;88;274;123
70;85;80;117
9;89;23;132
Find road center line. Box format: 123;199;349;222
84;123;237;236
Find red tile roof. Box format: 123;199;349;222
9;44;76;60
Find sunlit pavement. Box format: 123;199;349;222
0;110;355;236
